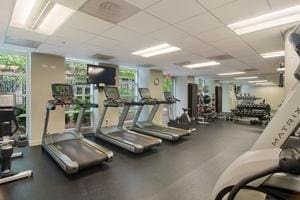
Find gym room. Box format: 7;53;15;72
0;0;300;199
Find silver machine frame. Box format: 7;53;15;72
42;85;113;174
131;88;191;141
0;94;32;184
212;25;300;200
95;87;162;153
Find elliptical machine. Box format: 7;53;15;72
0;94;32;184
212;25;300;200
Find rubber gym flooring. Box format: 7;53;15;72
0;121;261;200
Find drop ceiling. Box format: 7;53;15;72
1;0;299;81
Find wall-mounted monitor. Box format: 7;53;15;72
87;64;116;86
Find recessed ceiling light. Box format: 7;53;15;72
10;0;37;28
255;82;276;86
36;4;75;35
248;80;268;83
183;61;220;68
235;76;258;80
218;72;246;76
10;0;75;35
260;51;285;58
132;43;181;57
228;5;300;35
277;67;285;71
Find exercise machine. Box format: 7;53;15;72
42;84;113;174
212;25;300;200
165;94;195;131
95;86;162;153
131;88;191;141
0;94;32;184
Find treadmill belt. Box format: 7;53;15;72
146;125;188;135
107;131;158;146
54;140;107;169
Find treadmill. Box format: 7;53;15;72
42;84;113;174
131;88;191;141
95;86;162;153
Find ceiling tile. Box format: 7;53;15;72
196;0;237;9
86;35;118;48
102;25;142;41
54;26;96;43
124;0;161;9
196;26;237;42
268;0;300;10
6;26;48;42
119;11;168;34
147;0;205;24
0;0;14;25
54;0;89;10
211;0;270;24
64;11;114;35
210;36;244;49
175;12;224;35
45;35;82;47
147;26;189;42
240;28;284;53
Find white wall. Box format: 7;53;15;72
285;27;299;95
174;76;195;117
241;85;285;110
29;53;65;146
221;83;236;112
138;69;164;124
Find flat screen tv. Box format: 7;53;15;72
87;64;116;86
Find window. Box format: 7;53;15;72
0;52;27;129
163;75;174;124
119;67;138;122
65;60;93;129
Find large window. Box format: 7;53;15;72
65;60;92;129
0;52;27;128
163;75;174;124
119;67;138;122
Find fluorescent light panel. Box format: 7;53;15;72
132;43;181;57
36;4;75;35
256;82;276;86
10;0;37;28
228;5;300;35
218;72;246;76
248;80;267;83
261;51;285;58
235;76;258;80
10;0;75;35
277;68;285;71
184;61;220;68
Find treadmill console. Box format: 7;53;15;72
138;88;151;99
51;84;74;102
104;87;120;100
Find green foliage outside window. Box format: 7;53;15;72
0;52;27;127
163;76;173;92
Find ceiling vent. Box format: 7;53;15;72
5;36;41;48
206;54;233;61
173;61;192;66
90;53;115;60
80;0;140;24
139;64;156;68
244;68;258;72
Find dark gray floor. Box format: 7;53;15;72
0;121;262;200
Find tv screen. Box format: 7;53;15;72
87;64;116;85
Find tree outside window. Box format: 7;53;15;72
0;52;27;128
119;67;138;122
65;60;92;129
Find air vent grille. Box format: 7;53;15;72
173;61;192;66
90;53;115;60
139;64;155;68
206;54;233;61
80;0;140;23
5;36;41;48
